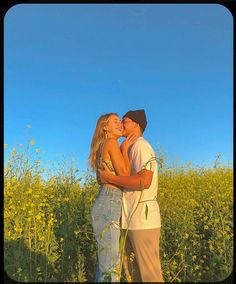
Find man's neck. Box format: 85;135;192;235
135;129;143;138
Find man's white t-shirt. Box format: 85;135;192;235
121;137;161;230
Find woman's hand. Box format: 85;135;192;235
120;133;137;151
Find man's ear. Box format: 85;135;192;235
133;122;139;129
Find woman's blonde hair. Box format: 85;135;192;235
88;113;118;171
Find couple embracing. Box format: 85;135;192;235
88;110;163;282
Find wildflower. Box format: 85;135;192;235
30;139;35;145
36;214;41;221
14;227;22;233
39;236;45;241
12;148;17;157
27;188;33;194
209;244;214;251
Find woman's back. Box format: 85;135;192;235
97;140;119;189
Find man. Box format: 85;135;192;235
99;109;164;282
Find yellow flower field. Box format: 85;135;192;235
4;145;233;282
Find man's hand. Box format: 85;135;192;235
98;163;113;184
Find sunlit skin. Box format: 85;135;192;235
121;117;142;138
105;114;124;139
99;116;153;190
99;114;137;189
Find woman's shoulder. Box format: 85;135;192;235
104;138;118;146
102;138;119;154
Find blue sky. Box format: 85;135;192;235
4;4;233;177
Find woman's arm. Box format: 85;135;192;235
105;134;136;176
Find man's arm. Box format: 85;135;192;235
99;164;153;190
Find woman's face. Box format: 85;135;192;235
106;114;123;139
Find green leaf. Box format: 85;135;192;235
145;204;149;220
119;234;125;254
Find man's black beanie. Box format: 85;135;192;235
123;109;147;131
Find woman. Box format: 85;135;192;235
88;113;136;282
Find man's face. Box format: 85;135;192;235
122;117;136;137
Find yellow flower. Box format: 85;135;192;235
39;236;45;241
48;218;54;225
30;139;35;145
209;244;214;251
14;227;22;233
12;148;17;157
27;188;33;194
36;214;41;220
184;233;189;239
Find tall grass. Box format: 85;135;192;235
4;143;233;282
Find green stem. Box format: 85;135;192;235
28;230;32;279
34;217;37;269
